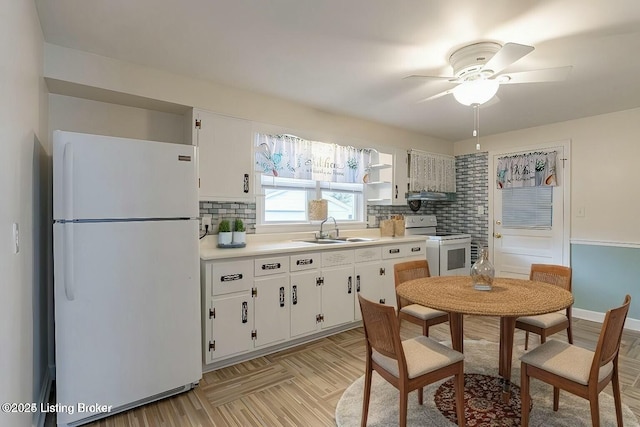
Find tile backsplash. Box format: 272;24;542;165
199;152;489;244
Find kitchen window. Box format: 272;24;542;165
257;175;365;227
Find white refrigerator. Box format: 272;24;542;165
52;131;202;426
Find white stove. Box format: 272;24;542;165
404;215;471;276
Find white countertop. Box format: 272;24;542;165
199;229;427;261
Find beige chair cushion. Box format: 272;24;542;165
517;311;567;328
400;304;447;320
520;339;613;385
372;336;463;379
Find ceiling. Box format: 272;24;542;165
35;0;640;142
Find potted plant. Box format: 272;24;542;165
217;219;232;245
232;218;246;244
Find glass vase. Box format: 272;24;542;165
470;248;495;291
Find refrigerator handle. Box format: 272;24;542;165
63;223;75;301
63;142;74;220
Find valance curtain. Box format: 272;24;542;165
255;133;371;184
496;151;558;189
409;149;456;192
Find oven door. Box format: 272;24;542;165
439;238;471;276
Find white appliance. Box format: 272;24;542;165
404;215;472;276
52;131;201;426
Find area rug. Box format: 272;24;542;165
335;340;639;426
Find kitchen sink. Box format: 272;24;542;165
295;237;378;244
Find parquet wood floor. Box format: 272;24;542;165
52;316;640;426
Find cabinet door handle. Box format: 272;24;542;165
347;276;352;294
241;301;248;323
243;174;249;193
292;285;298;305
356;275;360;292
279;286;285;307
395;185;398;199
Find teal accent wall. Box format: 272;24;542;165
571;244;640;319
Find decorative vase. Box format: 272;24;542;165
218;231;232;246
471;248;494;291
232;231;246;244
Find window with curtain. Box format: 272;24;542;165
255;134;367;226
497;150;558;229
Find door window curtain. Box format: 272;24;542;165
255;133;372;184
496;151;558;189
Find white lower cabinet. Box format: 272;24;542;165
207;293;252;362
321;265;355;329
253;275;289;348
202;240;427;367
290;269;321;338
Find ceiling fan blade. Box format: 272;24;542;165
403;74;457;82
498;66;573;84
483;42;535;76
416;88;456;103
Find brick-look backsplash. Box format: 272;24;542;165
199;152;489;244
199;202;257;233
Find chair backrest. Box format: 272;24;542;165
590;294;631;379
358;294;406;364
394;260;430;289
529;264;572;292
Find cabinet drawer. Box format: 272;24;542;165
290;253;320;272
355;246;382;263
255;256;289;276
210;259;254;296
322;249;355;267
382;241;426;259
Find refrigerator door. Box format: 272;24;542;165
53;131;197;221
54;219;201;425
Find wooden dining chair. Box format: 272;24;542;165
358;294;465;427
394;260;449;337
520;294;631;427
515;264;573;350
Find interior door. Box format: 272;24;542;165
490;142;570;278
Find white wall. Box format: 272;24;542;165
49;94;187;144
44;43;451;154
454;108;640;244
0;1;48;426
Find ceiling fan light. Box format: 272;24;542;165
453;80;500;106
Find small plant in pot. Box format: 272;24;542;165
217;219;232;245
233;218;246;244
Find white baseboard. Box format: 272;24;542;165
573;308;640;331
33;369;53;427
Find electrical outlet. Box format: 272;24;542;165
201;216;212;230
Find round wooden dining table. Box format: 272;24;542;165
396;275;573;400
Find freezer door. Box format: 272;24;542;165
53;130;197;221
53;220;201;425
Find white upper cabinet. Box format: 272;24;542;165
193;109;254;201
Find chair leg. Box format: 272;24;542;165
540;333;546;345
521;364;530;427
553;386;560;411
589;393;600;427
612;368;624;427
418;386;423;405
455;370;465;427
524;331;529;350
422;322;429;337
399;390;408;427
361;367;372;427
567;321;574;344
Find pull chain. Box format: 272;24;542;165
473;103;481;151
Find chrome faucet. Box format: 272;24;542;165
317;216;339;239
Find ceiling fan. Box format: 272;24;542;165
406;42;572;105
